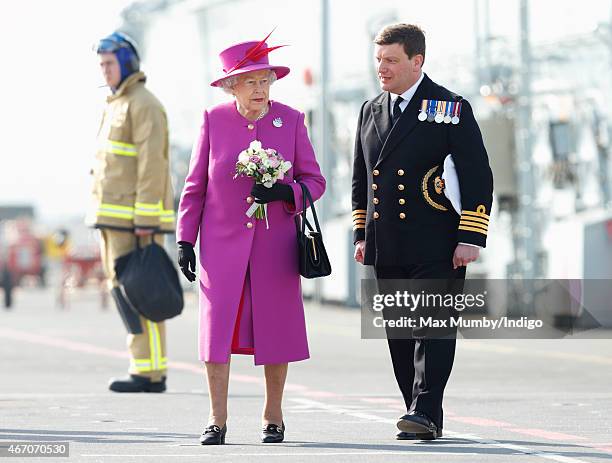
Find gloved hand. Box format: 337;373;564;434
251;183;294;204
177;241;196;282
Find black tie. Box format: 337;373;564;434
392;96;404;125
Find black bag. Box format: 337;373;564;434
114;238;184;322
294;183;332;279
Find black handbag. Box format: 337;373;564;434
114;237;184;322
294;182;332;279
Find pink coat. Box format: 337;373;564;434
176;101;326;365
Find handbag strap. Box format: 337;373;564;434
298;182;322;236
135;232;158;251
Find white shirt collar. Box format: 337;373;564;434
390;72;425;106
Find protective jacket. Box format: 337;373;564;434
90;71;175;232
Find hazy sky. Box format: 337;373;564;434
0;0;609;224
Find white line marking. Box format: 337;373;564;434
447;432;593;463
288;399;594;463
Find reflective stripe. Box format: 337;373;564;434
97;203;134;220
147;321;157;371
146;320;164;372
130;357;168;372
134;201;175;221
130;360;168;373
107;140;138;157
135;201;162;210
135;200;162;217
153;322;162;371
160;209;175;223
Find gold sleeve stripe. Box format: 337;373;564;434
459;215;489;225
353;225;366;230
459;220;488;231
462;209;490;219
460;218;488;228
352;212;366;217
458;225;488;235
352;209;367;216
353;220;366;225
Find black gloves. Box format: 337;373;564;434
251;183;294;204
177;241;196;282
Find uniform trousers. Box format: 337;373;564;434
99;229;167;381
374;261;466;430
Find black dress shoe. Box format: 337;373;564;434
200;424;227;445
108;375;166;393
396;429;442;440
261;422;285;443
396;431;418;440
396;411;439;438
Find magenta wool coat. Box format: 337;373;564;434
176;101;326;365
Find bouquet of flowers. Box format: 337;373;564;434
234;140;292;227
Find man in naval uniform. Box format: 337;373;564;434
352;23;494;440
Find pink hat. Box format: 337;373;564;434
210;31;290;87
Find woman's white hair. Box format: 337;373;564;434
220;69;277;94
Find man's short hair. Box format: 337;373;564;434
374;23;426;64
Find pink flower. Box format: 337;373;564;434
269;158;280;168
258;166;267;174
266;149;276;155
249;155;261;163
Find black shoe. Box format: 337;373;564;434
397;411;439;439
261;422;285;443
396;431;418;440
396;429;442;440
108;375;166;393
200;424;226;445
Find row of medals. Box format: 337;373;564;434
418;104;460;124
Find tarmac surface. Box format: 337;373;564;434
1;285;612;462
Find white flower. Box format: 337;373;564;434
250;140;262;151
247;162;257;171
238;150;250;164
281;161;292;173
262;173;272;184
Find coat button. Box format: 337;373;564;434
246;196;254;204
247;123;255;130
373;198;379;205
398;198;406;205
373;169;380;176
398;184;405;191
397;169;405;176
246;222;253;229
373;212;380;219
399;212;406;219
372;184;378;191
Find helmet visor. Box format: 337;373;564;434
95;38;121;54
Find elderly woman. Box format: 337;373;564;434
176;34;326;445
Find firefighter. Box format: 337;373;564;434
90;32;175;392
